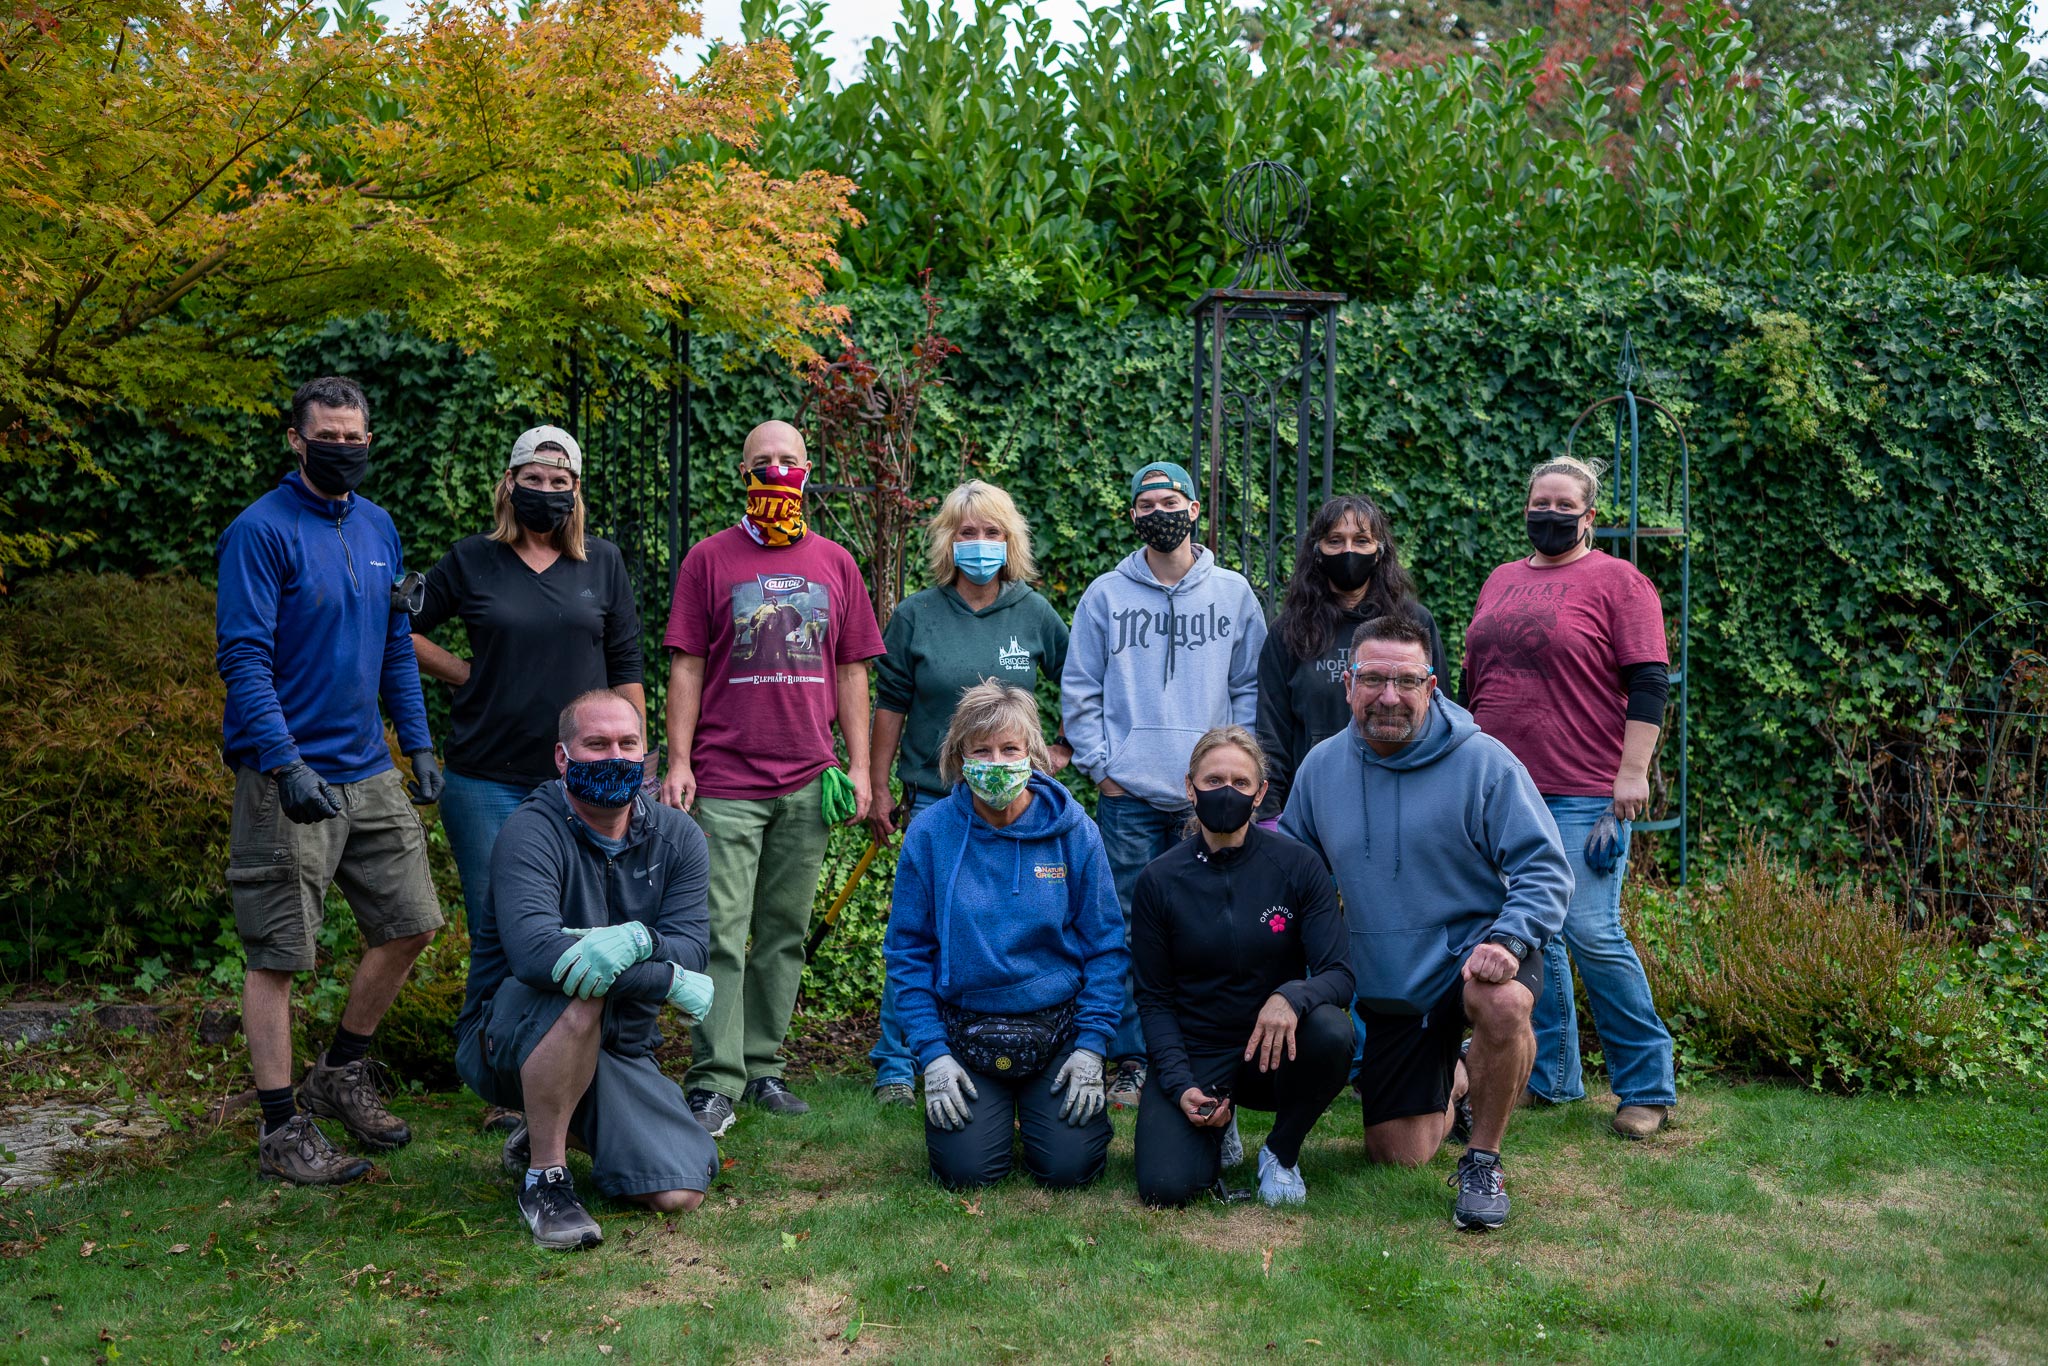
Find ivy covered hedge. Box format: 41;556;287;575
6;271;2045;994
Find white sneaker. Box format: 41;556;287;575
1256;1144;1306;1207
1219;1114;1244;1169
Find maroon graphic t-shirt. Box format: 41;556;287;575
663;525;885;800
1464;550;1669;798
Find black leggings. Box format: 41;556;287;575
924;1048;1113;1191
1134;1003;1353;1207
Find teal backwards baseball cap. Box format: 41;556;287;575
1129;461;1197;502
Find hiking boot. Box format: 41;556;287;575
500;1121;588;1176
1255;1145;1307;1207
874;1082;917;1108
518;1166;602;1251
1612;1104;1670;1139
479;1104;523;1133
688;1089;736;1139
1108;1058;1146;1109
1450;1038;1475;1146
301;1056;410;1151
1219;1113;1244;1169
258;1114;373;1186
1451;1149;1510;1232
742;1076;810;1115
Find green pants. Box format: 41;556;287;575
685;776;831;1100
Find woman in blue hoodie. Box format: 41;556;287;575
883;681;1130;1190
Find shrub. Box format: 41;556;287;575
1954;923;2048;1084
1628;842;1987;1093
0;573;234;982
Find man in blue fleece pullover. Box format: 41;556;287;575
1061;461;1264;1106
1281;612;1570;1232
215;376;445;1187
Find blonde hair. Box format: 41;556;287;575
489;463;589;562
1186;724;1268;785
925;480;1037;587
937;680;1052;786
1526;455;1606;511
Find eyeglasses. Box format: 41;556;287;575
1350;667;1434;694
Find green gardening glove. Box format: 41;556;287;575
820;766;857;825
665;965;715;1021
552;921;654;1000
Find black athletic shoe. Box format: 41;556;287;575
1451;1149;1510;1232
518;1166;602;1251
741;1076;810;1115
501;1121;529;1176
687;1089;736;1139
1450;1038;1475;1146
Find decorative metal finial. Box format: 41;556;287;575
1617;331;1641;391
1222;160;1310;292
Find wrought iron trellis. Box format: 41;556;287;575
558;319;692;751
1906;601;2048;927
1189;161;1347;609
1563;335;1694;884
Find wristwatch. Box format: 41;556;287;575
1486;932;1532;963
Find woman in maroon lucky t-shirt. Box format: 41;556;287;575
1462;455;1676;1141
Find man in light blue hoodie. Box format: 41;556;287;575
1282;611;1570;1233
1062;461;1266;1107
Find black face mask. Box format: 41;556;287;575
1526;509;1586;557
1193;783;1256;835
1134;508;1195;553
300;438;370;496
511;485;576;534
1319;548;1381;593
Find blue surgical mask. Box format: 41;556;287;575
952;540;1007;585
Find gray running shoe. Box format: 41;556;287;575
301;1057;411;1150
1219;1113;1244;1169
518;1166;602;1251
501;1122;529;1176
1256;1145;1307;1207
257;1114;372;1186
741;1076;810;1115
687;1089;736;1139
874;1082;917;1108
1107;1058;1147;1109
1451;1149;1510;1232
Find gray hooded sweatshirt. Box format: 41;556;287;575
1280;694;1571;1015
1062;545;1266;810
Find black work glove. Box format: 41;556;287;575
274;760;341;825
1584;806;1624;875
405;749;444;806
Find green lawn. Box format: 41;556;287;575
3;1076;2044;1363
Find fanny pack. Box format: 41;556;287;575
940;998;1078;1079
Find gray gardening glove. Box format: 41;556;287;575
923;1054;977;1132
1049;1048;1106;1126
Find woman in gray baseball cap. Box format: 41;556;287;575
409;426;647;927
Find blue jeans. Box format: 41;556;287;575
1092;793;1186;1062
1529;795;1677;1108
871;788;945;1087
439;770;541;925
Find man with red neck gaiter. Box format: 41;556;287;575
659;421;886;1138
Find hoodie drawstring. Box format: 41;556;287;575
938;835;971;992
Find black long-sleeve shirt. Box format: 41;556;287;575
1255;599;1446;819
413;534;643;785
1131;825;1354;1100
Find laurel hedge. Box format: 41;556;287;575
6;270;2045;1000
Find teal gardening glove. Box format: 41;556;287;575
665;965;715;1021
552;921;654;999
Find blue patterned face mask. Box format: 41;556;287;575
562;756;644;808
962;758;1032;808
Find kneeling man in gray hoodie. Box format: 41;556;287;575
1280;611;1570;1232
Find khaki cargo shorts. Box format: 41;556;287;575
226;766;444;973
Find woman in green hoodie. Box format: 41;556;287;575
865;480;1072;1105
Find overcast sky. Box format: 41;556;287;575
661;0;2046;74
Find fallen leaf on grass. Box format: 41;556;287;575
959;1198;983;1217
720;1157;738;1171
1261;1246;1272;1278
933;1260;951;1275
599;1347;612;1357
168;1244;190;1255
